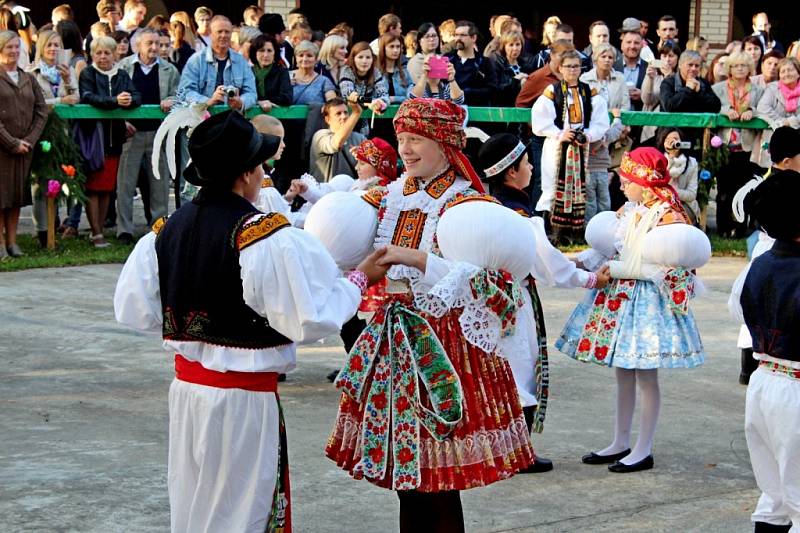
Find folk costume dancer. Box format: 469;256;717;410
477;132;612;473
729;126;800;385
730;170;800;533
531;50;609;242
321;99;536;532
114;111;387;532
556;148;711;473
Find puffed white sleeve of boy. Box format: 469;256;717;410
531;89;562;138
586;92;610;143
114;231;163;334
728;264;750;324
527;216;591;288
239;221;361;344
255;186;291;216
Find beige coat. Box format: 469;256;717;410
0;68;48;208
26;62;79;106
755;81;800;165
712;80;764;155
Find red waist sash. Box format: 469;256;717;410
174;354;279;392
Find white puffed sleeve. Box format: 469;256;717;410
531;94;561;138
577;210;619;270
586;92;610;144
239;223;361;344
304;191;379;271
114;231;162;334
300;173;356;204
728;263;749;324
640;224;712;269
527;216;591;288
436;201;537;280
255;186;291;217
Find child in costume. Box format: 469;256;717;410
477;133;611;472
556;147;711;473
730;170;800;533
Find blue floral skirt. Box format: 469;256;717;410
556;278;705;369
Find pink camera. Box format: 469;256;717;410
428;55;450;80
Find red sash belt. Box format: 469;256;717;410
175;354;279;392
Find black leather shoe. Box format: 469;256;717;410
608;455;654;473
327;370;339;383
519;457;554;473
581;449;631;465
754;521;792;532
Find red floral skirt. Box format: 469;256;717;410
85;155;120;193
325;306;535;492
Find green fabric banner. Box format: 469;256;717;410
52;104;770;129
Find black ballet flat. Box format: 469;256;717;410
519;456;554;473
581;449;631;465
608;455;654;473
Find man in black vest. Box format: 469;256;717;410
114;110;388;532
735;170;800;533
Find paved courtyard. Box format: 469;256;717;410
0;257;759;532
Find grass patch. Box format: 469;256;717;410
0;231;749;273
0;234;134;272
708;235;747;257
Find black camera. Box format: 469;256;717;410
356;96;372;106
573;127;587;145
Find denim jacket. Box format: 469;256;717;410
177;46;257;109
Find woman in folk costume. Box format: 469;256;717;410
531;49;609;242
316;99;536;532
477;133;612;473
556;148;711;473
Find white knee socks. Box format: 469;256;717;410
596;368;661;463
596;367;637;456
623;369;661;464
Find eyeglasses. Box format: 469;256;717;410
562;64;581;70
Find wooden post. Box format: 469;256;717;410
47;196;56;250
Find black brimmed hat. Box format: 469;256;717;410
184;111;281;187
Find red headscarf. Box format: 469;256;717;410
352;137;398;185
393;98;485;193
619;147;685;214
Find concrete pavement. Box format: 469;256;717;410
0;258;758;532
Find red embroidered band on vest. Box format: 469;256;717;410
175;354;279;392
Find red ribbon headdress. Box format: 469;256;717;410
352;137;398;185
619;147;686;215
392;98;485;193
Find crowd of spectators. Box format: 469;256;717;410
1;2;799;256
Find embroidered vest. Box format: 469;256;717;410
741;240;800;363
552;80;592;131
154;189;292;349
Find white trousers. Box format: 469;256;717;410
745;367;800;530
505;289;540;407
168;379;280;533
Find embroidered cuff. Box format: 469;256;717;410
346;270;369;294
584;272;598;289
